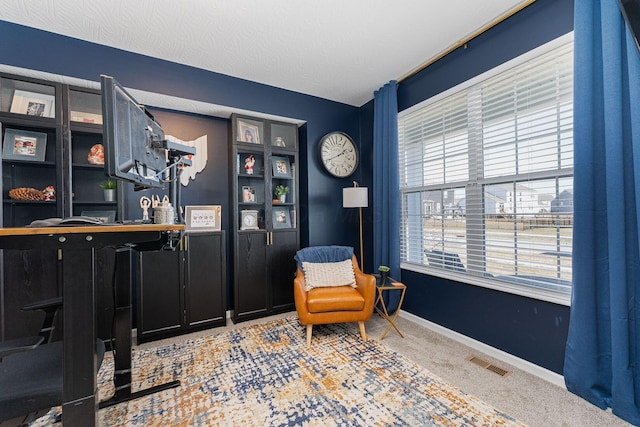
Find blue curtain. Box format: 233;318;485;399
564;1;640;424
373;81;401;312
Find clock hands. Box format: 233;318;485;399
327;148;348;161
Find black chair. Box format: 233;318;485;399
0;298;105;426
0;339;106;426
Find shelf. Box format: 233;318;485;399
72;200;117;205
72;163;105;170
2;159;56;167
3;199;56;204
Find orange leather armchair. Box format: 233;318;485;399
294;248;376;346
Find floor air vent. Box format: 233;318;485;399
466;356;512;377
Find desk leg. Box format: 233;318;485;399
62;248;98;427
100;248;180;409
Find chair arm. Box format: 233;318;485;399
293;268;309;312
352;257;376;314
21;296;63;312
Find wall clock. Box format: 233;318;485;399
319;131;358;178
240;209;259;230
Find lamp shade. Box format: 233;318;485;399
343;187;368;208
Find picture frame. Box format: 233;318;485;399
10;90;55;118
185;205;222;232
272;206;292;229
2;128;47;162
242;186;256;203
271;156;292;178
237;120;261;144
81;210;116;223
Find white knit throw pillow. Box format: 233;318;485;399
302;259;357;291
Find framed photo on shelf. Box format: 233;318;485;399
237;120;261;144
185;205;222;232
242;186;256;203
10;90;55;118
2;128;47;161
271;156;292;178
272;206;292;229
81;210;116;223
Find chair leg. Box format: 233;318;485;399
306;325;313;346
358;321;367;342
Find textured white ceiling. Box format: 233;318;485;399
0;0;529;107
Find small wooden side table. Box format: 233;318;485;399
374;278;407;340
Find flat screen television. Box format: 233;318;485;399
618;0;640;55
101;74;168;189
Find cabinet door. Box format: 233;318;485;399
234;231;268;321
185;232;225;329
269;230;297;311
136;249;183;342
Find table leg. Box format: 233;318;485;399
62;248;98;427
376;287;407;340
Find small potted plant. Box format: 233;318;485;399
99;179;117;201
378;265;390;286
274;185;289;203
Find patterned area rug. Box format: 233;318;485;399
33;316;525;426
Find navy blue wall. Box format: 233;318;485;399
1;0;575;373
361;0;574;373
0;20;367;254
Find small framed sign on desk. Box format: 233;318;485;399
185;205;222;232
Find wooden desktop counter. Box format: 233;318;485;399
0;224;184;427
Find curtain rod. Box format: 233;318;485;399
396;0;537;84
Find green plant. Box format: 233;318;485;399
274;185;289;196
99;179;117;190
378;265;390;273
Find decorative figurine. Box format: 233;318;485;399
244;155;255;174
42;185;56;201
140;196;151;221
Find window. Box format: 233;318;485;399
398;34;573;305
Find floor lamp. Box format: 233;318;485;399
343;181;369;269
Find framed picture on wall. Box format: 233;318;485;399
2;128;47;162
185;205;222;232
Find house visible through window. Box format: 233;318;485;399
398;34;573;304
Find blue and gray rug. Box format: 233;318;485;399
33;316;525;426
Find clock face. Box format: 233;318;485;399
241;210;258;230
319;132;358;178
243;214;255;225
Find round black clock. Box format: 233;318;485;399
319;131;358;178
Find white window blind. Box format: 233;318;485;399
399;35;573;303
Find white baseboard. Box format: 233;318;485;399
398;310;566;389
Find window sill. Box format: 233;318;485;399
400;262;571;306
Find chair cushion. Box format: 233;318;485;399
294;246;354;272
307;286;365;313
302;259;356;291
